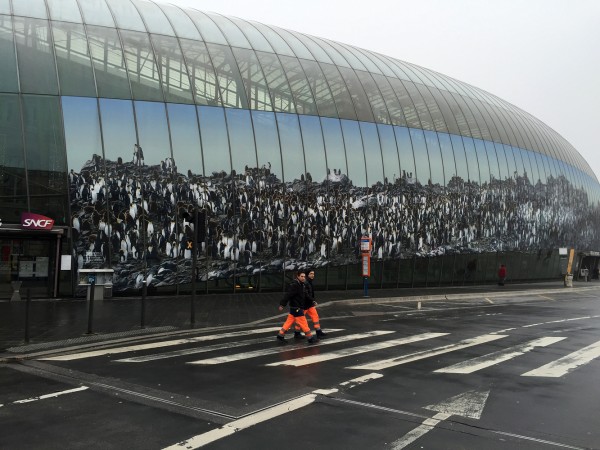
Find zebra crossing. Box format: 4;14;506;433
40;327;600;379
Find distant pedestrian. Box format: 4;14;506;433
294;269;327;339
277;270;317;344
498;264;507;286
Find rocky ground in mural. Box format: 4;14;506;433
69;155;599;294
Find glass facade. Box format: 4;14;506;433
1;0;599;298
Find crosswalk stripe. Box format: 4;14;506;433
434;337;566;374
265;333;448;367
186;331;396;365
115;329;345;363
522;339;600;377
40;327;280;361
348;334;508;371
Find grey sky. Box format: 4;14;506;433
163;0;600;181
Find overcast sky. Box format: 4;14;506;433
162;0;600;180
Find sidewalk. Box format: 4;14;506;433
1;280;595;355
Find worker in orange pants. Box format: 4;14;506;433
295;269;327;339
277;270;317;344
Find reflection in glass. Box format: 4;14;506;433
340;120;366;187
198;106;231;176
474;139;490;184
277;55;317;116
167;103;202;176
252;110;282;180
178;38;220;106
298;58;336;117
87;25;131;99
299;115;327;183
276;113;305;182
255;51;295;113
225;108;257;174
120;30;163;101
377;124;400;184
62;97;103;172
359;122;384;185
424;130;444;185
99;98;136;161
321;117;347;177
135;101;171;166
206;43;248;109
409;128;429;185
462;137;480;183
394;126;416;182
231;47;272;111
320;63;356;121
0;15;18;92
150;33;194;104
438;132;456;182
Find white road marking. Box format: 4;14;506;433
348;334;508;371
186;330;395;365
391;412;450;449
265;333;448;367
11;386;89;405
522;339;600;377
522;316;598;328
162;373;384;449
40;327;280;361
484;297;494;304
435;337;566;374
115;329;344;363
490;430;585;449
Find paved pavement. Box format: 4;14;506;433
0;279;595;356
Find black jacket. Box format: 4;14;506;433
303;279;317;309
280;279;306;313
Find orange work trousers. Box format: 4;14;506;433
280;313;312;337
295;306;321;332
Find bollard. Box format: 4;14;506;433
87;280;95;334
141;280;146;329
24;289;31;344
363;277;369;298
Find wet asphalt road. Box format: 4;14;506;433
1;288;600;449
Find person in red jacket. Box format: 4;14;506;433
277;270;317;344
498;264;507;286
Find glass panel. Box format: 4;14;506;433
388;77;420;128
198;106;230;176
298;115;326;184
99;99;136;161
105;0;146;32
255;51;295;114
355;70;390;124
310;38;349;68
277;54;317;115
474;139;490;184
321;117;347;177
394;126;415;182
409;128;429;185
229;18;272;53
485;140;500;181
206;13;251;49
225;108;257;174
359;122;384;185
270;26;313;60
0;93;27;222
23;95;68;224
62;97;102;172
252;110;282;181
0;0;9;14
298;58;336;117
424;130;444;185
167;103;202;176
13;17;59;95
503;144;518;179
131;0;173;35
47;0;82;23
249;22;294;56
338;66;374;122
179;38;220;106
450;134;468;182
52;21;96;97
320;63;356;120
231;47;272;111
158;3;201;40
371;73;406;126
340;120;366;187
150;33;194;104
13;0;47;18
135;101;171;166
404;81;435;131
0;15;18;92
78;0;115;27
120;29;163;101
289;31;332;64
438;132;456;182
377;124;400;184
462;137;480;183
276;113;305;182
206;43;248;109
86;25;130;99
327;39;367;71
186;10;228;45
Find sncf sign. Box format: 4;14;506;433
21;212;55;231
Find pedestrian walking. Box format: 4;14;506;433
277;270;317;344
294;269;327;339
498;264;507;286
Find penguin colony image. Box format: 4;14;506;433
69;151;600;294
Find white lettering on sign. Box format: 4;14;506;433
23;219;53;228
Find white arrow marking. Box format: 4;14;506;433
391;390;489;449
435;336;566;374
522;339;600;377
349;334;507;370
11;386;89;404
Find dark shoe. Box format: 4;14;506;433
276;335;287;344
307;336;318;345
294;332;305;339
316;329;327;338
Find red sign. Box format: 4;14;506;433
21;212;55;231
